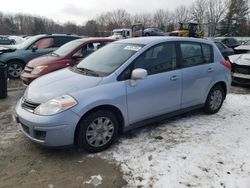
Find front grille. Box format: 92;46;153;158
21;99;40;112
24;66;33;73
232;64;250;74
233;77;250;84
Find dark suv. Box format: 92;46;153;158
213;37;241;50
0;34;81;78
0;36;14;45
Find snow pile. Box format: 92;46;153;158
83;175;103;186
104;94;250;188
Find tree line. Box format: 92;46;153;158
0;0;249;37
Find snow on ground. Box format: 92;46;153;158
102;94;250;188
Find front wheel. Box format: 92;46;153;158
7;61;24;79
204;85;225;114
76;110;119;153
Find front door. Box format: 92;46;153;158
125;42;182;124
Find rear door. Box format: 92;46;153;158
124;42;182;124
179;42;215;108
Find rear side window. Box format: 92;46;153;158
180;42;213;68
54;36;79;47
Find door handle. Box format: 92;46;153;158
208;68;214;72
170;75;179;81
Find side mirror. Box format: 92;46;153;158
72;54;83;59
130;68;147;86
31;45;38;52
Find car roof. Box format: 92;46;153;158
72;37;116;43
34;34;81;38
214;37;238;40
115;36;214;46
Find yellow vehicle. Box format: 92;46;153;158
169;22;204;38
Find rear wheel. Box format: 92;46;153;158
77;110;119;153
204;85;225;114
7;61;24;79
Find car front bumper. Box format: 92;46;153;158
20;72;39;85
15;99;81;147
232;73;250;85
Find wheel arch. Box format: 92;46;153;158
74;104;125;145
209;81;227;99
7;58;26;66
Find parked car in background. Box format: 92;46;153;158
233;42;250;54
21;38;115;85
0;34;81;78
16;37;231;152
213;37;241;50
214;41;234;60
229;50;250;86
143;28;165;36
0;36;15;45
7;35;25;45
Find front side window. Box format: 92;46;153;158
133;42;177;75
180;42;213;68
35;38;54;49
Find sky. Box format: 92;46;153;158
0;0;195;25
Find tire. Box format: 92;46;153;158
145;33;150;36
76;110;119;153
204;85;225;114
7;61;24;79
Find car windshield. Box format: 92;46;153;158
53;40;82;57
15;35;43;49
244;40;250;45
76;43;143;76
113;31;123;35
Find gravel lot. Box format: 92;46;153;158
0;81;249;188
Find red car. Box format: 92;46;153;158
21;38;115;85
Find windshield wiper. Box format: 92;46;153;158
76;67;99;76
51;52;59;57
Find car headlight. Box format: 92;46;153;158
34;95;78;116
31;65;48;74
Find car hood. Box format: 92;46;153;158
0;45;16;53
230;54;250;66
28;55;62;67
234;45;250;51
25;68;103;103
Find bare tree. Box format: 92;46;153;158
153;9;172;31
96;9;131;31
190;0;207;30
132;13;154;27
174;5;191;23
206;0;228;36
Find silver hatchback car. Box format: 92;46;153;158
16;37;231;152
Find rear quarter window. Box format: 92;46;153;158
180;42;213;68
